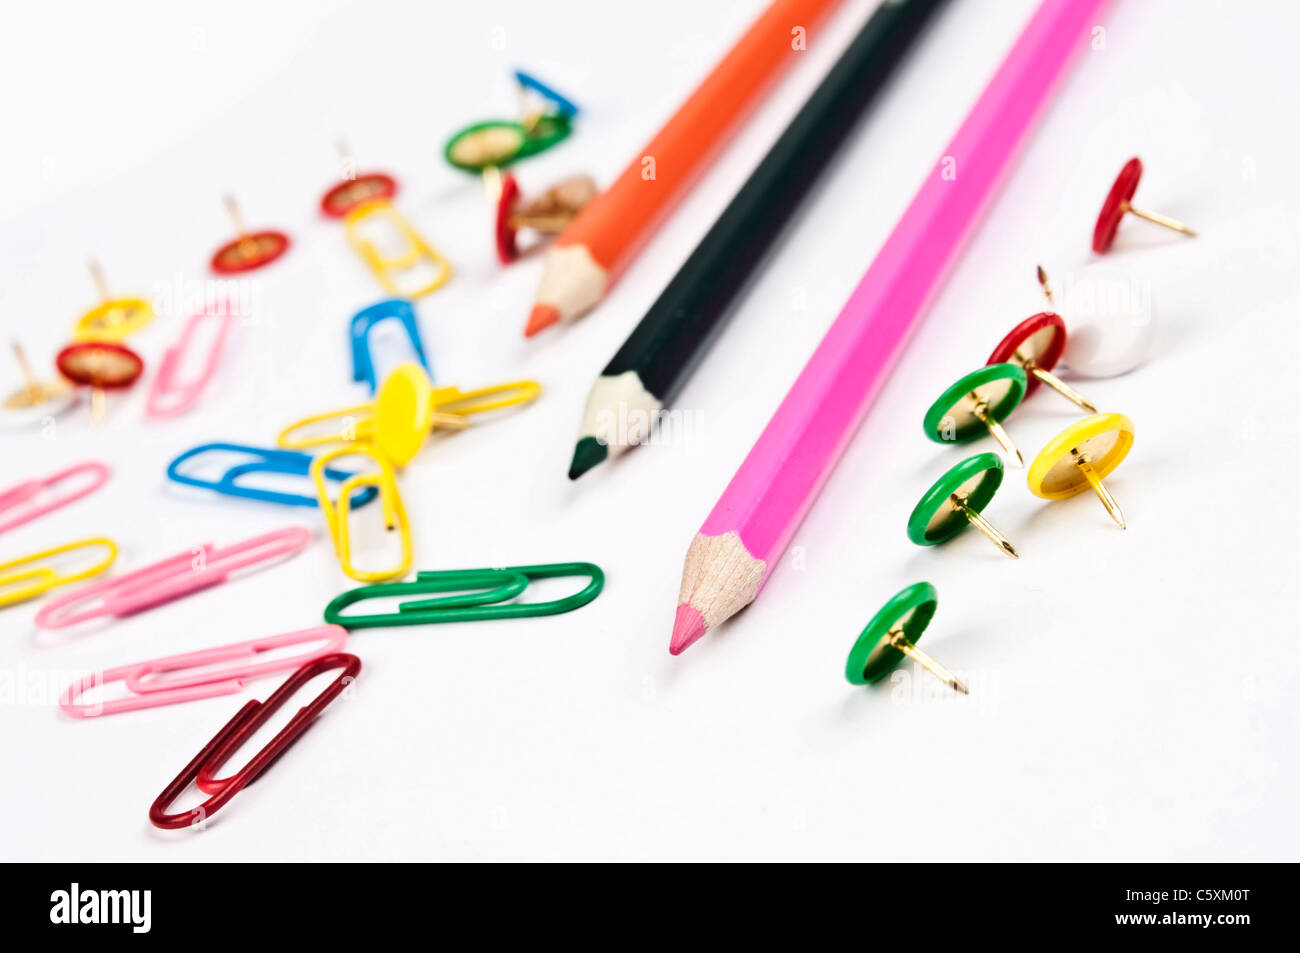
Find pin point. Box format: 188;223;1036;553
987;310;1097;412
444;70;578;175
72;261;154;342
1093;158;1195;254
3;341;75;422
1038;265;1155;379
495;171;597;264
1028;413;1134;529
845;582;967;695
908;453;1019;558
923;364;1027;467
56;341;144;424
210;196;290;274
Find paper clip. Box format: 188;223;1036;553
278;363;541;466
0;537;117;609
35;526;311;630
320;147;452;299
324;562;604;629
311;447;410;582
444;70;579;174
145;304;237;418
350;299;431;394
166;442;378;510
0;461;111;535
60;624;347;718
149;652;361;830
72;260;154;342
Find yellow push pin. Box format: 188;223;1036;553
1027;413;1134;529
3;341;73;417
73;261;154;342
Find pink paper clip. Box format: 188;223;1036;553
59;624;347;717
0;461;111;535
35;526;311;629
145;304;237;418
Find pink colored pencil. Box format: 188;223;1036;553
672;0;1109;654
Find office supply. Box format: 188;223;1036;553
924;365;1028;466
0;538;117;609
209;196;290;273
350;299;431;394
845;582;967;694
3;341;75;422
149;653;361;830
444;69;578;174
324;562;604;628
1093;157;1195;254
987;310;1096;412
1027;413;1133;528
524;0;843;336
166;441;379;509
569;0;947;478
55;341;144;424
320;152;451;298
35;526;311;629
0;461;110;535
59;625;347;717
311;446;410;582
144;304;236;418
1038;265;1154;377
72;261;154;341
278;363;540;466
907;453;1018;558
671;0;1107;655
495;172;596;264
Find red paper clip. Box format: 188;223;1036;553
0;461;111;535
34;526;311;629
149;652;361;830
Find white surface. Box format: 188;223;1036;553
2;0;1297;861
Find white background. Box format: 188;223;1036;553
2;0;1297;861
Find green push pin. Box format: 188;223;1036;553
923;363;1028;467
907;452;1019;558
844;582;967;695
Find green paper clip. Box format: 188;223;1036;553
323;562;604;629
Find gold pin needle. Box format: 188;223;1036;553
1024;362;1098;413
888;628;969;694
1037;264;1054;306
1120;201;1196;237
1072;448;1126;529
950;493;1019;558
970;396;1024;467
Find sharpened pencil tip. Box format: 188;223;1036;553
524;304;560;337
669;604;707;655
568;437;608;480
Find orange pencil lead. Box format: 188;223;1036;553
524;304;560;337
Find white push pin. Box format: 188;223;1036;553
1038;265;1155;379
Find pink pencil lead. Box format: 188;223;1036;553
670;604;707;655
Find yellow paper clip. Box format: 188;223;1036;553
73;261;154;342
310;446;411;582
277;364;541;467
345;201;453;299
0;537;118;608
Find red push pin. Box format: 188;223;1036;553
56;341;144;425
210;196;291;274
987;308;1097;413
320;172;399;218
494;172;596;265
1093;157;1196;254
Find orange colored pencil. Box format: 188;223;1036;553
524;0;843;337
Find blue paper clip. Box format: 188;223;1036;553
167;442;378;509
349;299;431;395
514;70;580;119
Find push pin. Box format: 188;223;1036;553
320;144;451;298
444;70;578;178
55;341;144;425
1093;157;1195;254
3;341;75;421
845;582;967;695
908;452;1018;558
1027;412;1134;529
495;172;597;264
923;364;1027;467
209;196;290;274
72;261;154;342
1037;264;1155;379
987;310;1097;413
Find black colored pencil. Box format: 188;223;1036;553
568;0;948;479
